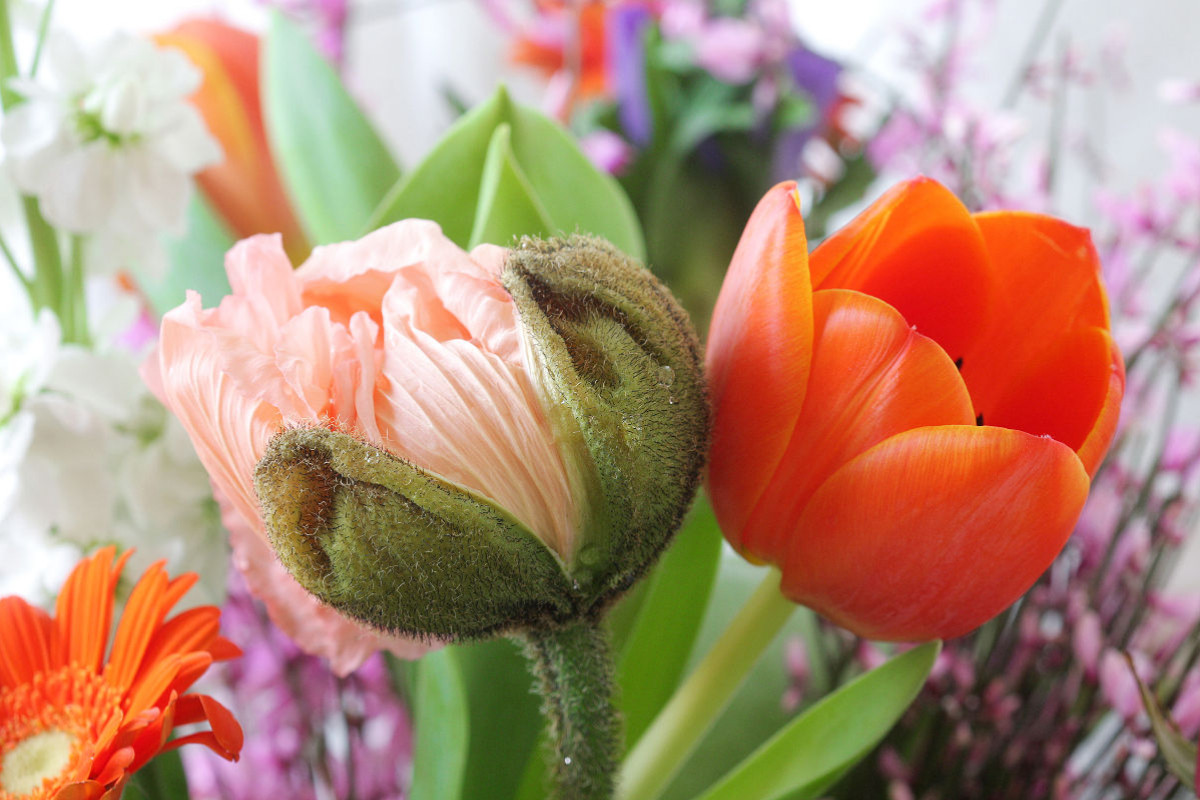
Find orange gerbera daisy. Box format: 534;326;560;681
0;548;242;799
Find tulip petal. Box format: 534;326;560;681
741;289;976;562
707;181;813;549
962;212;1121;472
782;426;1089;641
985;327;1124;476
809;177;993;360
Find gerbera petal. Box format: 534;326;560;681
782;426;1089;641
0;597;59;688
90;745;136;788
809;177;994;360
132;607;221;687
706;181;813;550
741;289;976;562
56;547;132;671
170;694;244;759
104;562;172;692
124;652;210;719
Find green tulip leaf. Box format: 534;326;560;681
617;494;723;750
147;193;234;314
1129;652;1198;790
409;648;470;800
369;86;643;259
263;11;400;245
695;641;940;800
468;123;554;248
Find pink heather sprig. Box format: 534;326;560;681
182;570;413;799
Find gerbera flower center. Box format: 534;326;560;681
0;730;75;796
0;666;123;800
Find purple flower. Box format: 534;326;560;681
607;4;655;146
182;570;413;799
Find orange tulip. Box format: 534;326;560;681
157;19;309;262
706;178;1124;641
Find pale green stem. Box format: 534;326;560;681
0;1;63;313
30;0;56;77
615;568;795;800
62;235;88;344
0;227;29;292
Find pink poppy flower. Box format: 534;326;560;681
143;221;583;675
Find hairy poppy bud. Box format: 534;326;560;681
158;222;707;646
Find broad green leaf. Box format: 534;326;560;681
695;641;940;800
1130;653;1198;789
617;495;723;749
468;123;554;247
146;193;234;314
453;637;544;800
409;649;469;800
263;12;400;244
129;749;189;798
369;87;643;259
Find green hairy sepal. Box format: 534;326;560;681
254;235;709;640
503;235;709;608
255;426;578;639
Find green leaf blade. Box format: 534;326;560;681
368;87;644;259
468;123;554;248
696;641;941;800
263;12;400;245
409;649;470;800
617;495;723;750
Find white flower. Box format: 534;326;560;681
0;31;221;238
0;312;229;606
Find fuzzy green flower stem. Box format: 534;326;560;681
522;619;622;800
616;568;795;800
0;1;65;325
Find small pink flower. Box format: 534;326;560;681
144;221;584;674
693;18;765;84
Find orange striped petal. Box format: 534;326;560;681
781;426;1089;641
962;212;1121;471
809;177;994;360
104;562;172;692
0;596;59;688
706;182;813;549
90;745;136;789
168;694;244;760
740;289;976;562
125;652;209;719
984;327;1124;476
56;548;131;671
134;607;221;678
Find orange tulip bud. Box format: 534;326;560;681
157;19;309;262
707;178;1124;642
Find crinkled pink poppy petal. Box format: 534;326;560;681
146;293;281;528
377;315;576;558
220;496;433;676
